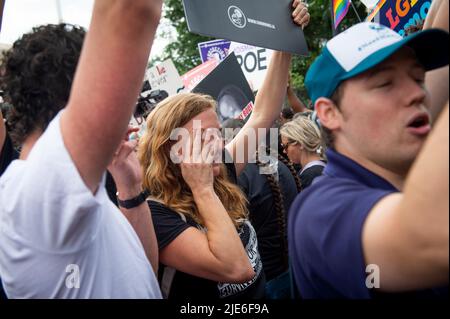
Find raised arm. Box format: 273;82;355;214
424;0;449;119
225;51;291;176
61;0;162;193
225;0;310;176
363;104;449;292
287;75;308;113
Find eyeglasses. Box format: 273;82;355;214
281;141;297;151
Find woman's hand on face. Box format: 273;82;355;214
180;129;220;194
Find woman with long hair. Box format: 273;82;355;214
137;2;310;300
139;93;262;299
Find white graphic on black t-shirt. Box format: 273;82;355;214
217;221;263;298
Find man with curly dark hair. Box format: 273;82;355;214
0;0;15;178
0;0;163;298
0;0;11;301
0;23;85;147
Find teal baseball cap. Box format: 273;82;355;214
305;22;449;104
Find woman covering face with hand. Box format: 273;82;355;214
139;93;263;300
138;1;311;300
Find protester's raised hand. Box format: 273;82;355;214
292;0;311;29
108;127;142;192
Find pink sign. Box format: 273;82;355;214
181;59;220;92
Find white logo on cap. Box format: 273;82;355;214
368;24;387;32
327;22;402;71
228;6;247;29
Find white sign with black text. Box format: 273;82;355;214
145;59;184;96
229;42;273;92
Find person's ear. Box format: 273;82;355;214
315;97;342;131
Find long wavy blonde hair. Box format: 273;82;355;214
138;93;248;228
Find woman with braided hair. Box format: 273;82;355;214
222;118;299;298
277;153;302;193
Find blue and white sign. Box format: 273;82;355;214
198;39;231;63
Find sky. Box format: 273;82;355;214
0;0;170;58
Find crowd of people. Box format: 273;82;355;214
0;0;448;300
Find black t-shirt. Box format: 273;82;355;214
0;278;6;300
299;163;326;189
0;133;17;299
238;159;298;281
105;171;118;207
150;161;266;300
0;133;18;177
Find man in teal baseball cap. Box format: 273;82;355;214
289;22;449;298
305;22;449;105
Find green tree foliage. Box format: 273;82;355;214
291;0;367;101
156;0;367;103
153;0;211;74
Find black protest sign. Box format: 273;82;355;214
192;52;255;123
182;0;309;56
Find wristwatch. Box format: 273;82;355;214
116;189;150;209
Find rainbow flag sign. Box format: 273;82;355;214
366;0;432;37
333;0;351;29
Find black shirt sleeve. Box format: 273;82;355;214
223;149;237;184
300;165;325;189
149;200;194;250
105;171;118;207
0;133;18;177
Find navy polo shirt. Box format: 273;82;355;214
288;149;397;299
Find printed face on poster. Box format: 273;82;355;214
183;0;309;55
192;52;255;123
